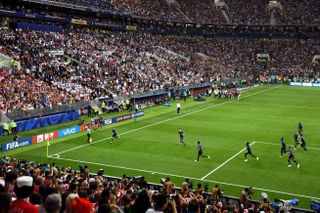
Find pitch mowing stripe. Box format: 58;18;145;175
200;142;256;180
48;155;320;200
234;102;320;110
49;85;281;157
255;141;320;151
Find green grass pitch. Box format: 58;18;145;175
4;85;320;209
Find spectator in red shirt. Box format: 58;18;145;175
11;176;39;213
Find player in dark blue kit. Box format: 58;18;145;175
179;128;185;146
288;146;300;168
298;121;303;135
110;128;119;144
195;141;210;162
244;142;259;161
300;135;307;152
294;132;299;149
280;137;287;157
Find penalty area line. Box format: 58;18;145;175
48;85;281;158
47;155;320;200
200;142;256;180
47;155;199;180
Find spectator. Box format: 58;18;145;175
146;193;168;213
44;193;62;213
11;176;39;213
0;192;11;213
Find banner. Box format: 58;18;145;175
2;137;32;152
290;82;320;87
71;18;88;25
50;50;64;56
1;111;144;152
126;25;137;31
32;131;58;144
103;118;113;126
114;114;131;123
17;111;79;132
132;111;144;118
80;123;90;131
58;126;80;138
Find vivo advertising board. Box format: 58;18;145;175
2;137;33;152
58;126;80;137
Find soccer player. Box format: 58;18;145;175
195;141;211;162
111;128;119;143
300;135;307;152
98;116;103;131
287;146;300;168
179;128;185;146
244;142;259;161
298;121;303;135
177;102;181;115
280;137;287;157
294;132;299;149
87;127;92;144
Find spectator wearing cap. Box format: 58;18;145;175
11;176;39;213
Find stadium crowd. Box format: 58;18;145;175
0;27;319;113
110;0;320;25
0;156;277;213
4;0;319;25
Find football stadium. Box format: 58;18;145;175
0;0;320;212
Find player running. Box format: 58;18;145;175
287;146;300;168
195;141;211;162
280;137;287;157
298;121;303;135
177;102;181;115
179;128;185;146
300;135;307;152
244;142;259;161
87;126;92;144
294;132;299;149
110;128;119;144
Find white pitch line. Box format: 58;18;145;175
200;142;256;180
48;156;199;180
49;85;281;157
49;155;320;200
255;141;320;151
